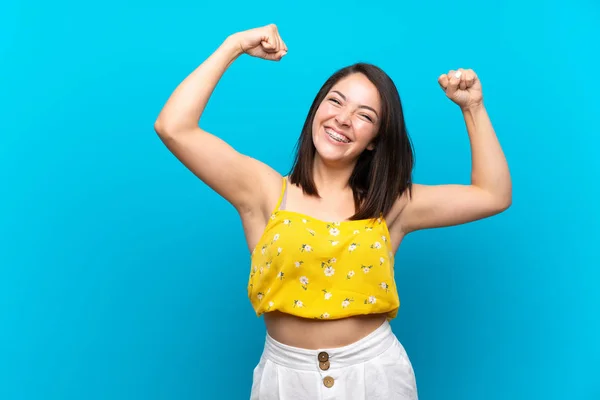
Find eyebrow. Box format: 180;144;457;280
331;90;379;117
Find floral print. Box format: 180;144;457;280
247;179;400;321
300;276;309;290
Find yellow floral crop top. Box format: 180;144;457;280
247;178;400;321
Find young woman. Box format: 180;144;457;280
154;24;511;400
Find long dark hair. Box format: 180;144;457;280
288;62;415;220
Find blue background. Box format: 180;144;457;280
1;0;599;399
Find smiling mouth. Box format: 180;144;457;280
325;127;351;143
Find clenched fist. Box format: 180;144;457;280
438;68;483;109
232;24;288;61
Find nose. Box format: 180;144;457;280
334;108;352;126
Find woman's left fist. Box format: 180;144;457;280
438;68;483;109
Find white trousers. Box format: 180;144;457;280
250;321;418;400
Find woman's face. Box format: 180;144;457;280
312;73;382;166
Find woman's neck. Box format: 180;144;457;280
312;155;355;195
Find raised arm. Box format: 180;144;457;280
154;25;288;214
395;68;512;234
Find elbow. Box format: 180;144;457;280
499;197;512;212
154;119;163;136
494;191;512;213
479;186;511;216
500;182;513;210
154;118;171;138
154;116;197;139
479;180;512;214
154;118;182;139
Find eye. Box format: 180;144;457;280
328;97;341;105
361;114;374;122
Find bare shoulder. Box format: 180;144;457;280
236;156;284;218
238;161;285;252
230;153;286;219
385;188;411;244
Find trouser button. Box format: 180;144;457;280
323;376;334;388
318;351;329;362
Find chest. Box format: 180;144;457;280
253;211;393;270
283;187;357;223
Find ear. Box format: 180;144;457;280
366;142;376;151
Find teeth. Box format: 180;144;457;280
325;128;350;143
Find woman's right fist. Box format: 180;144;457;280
232;24;288;61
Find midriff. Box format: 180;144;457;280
264;311;388;349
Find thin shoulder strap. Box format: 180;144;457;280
274;176;288;211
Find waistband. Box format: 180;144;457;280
262;320;395;371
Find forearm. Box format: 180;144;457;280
463;103;512;205
155;35;243;134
